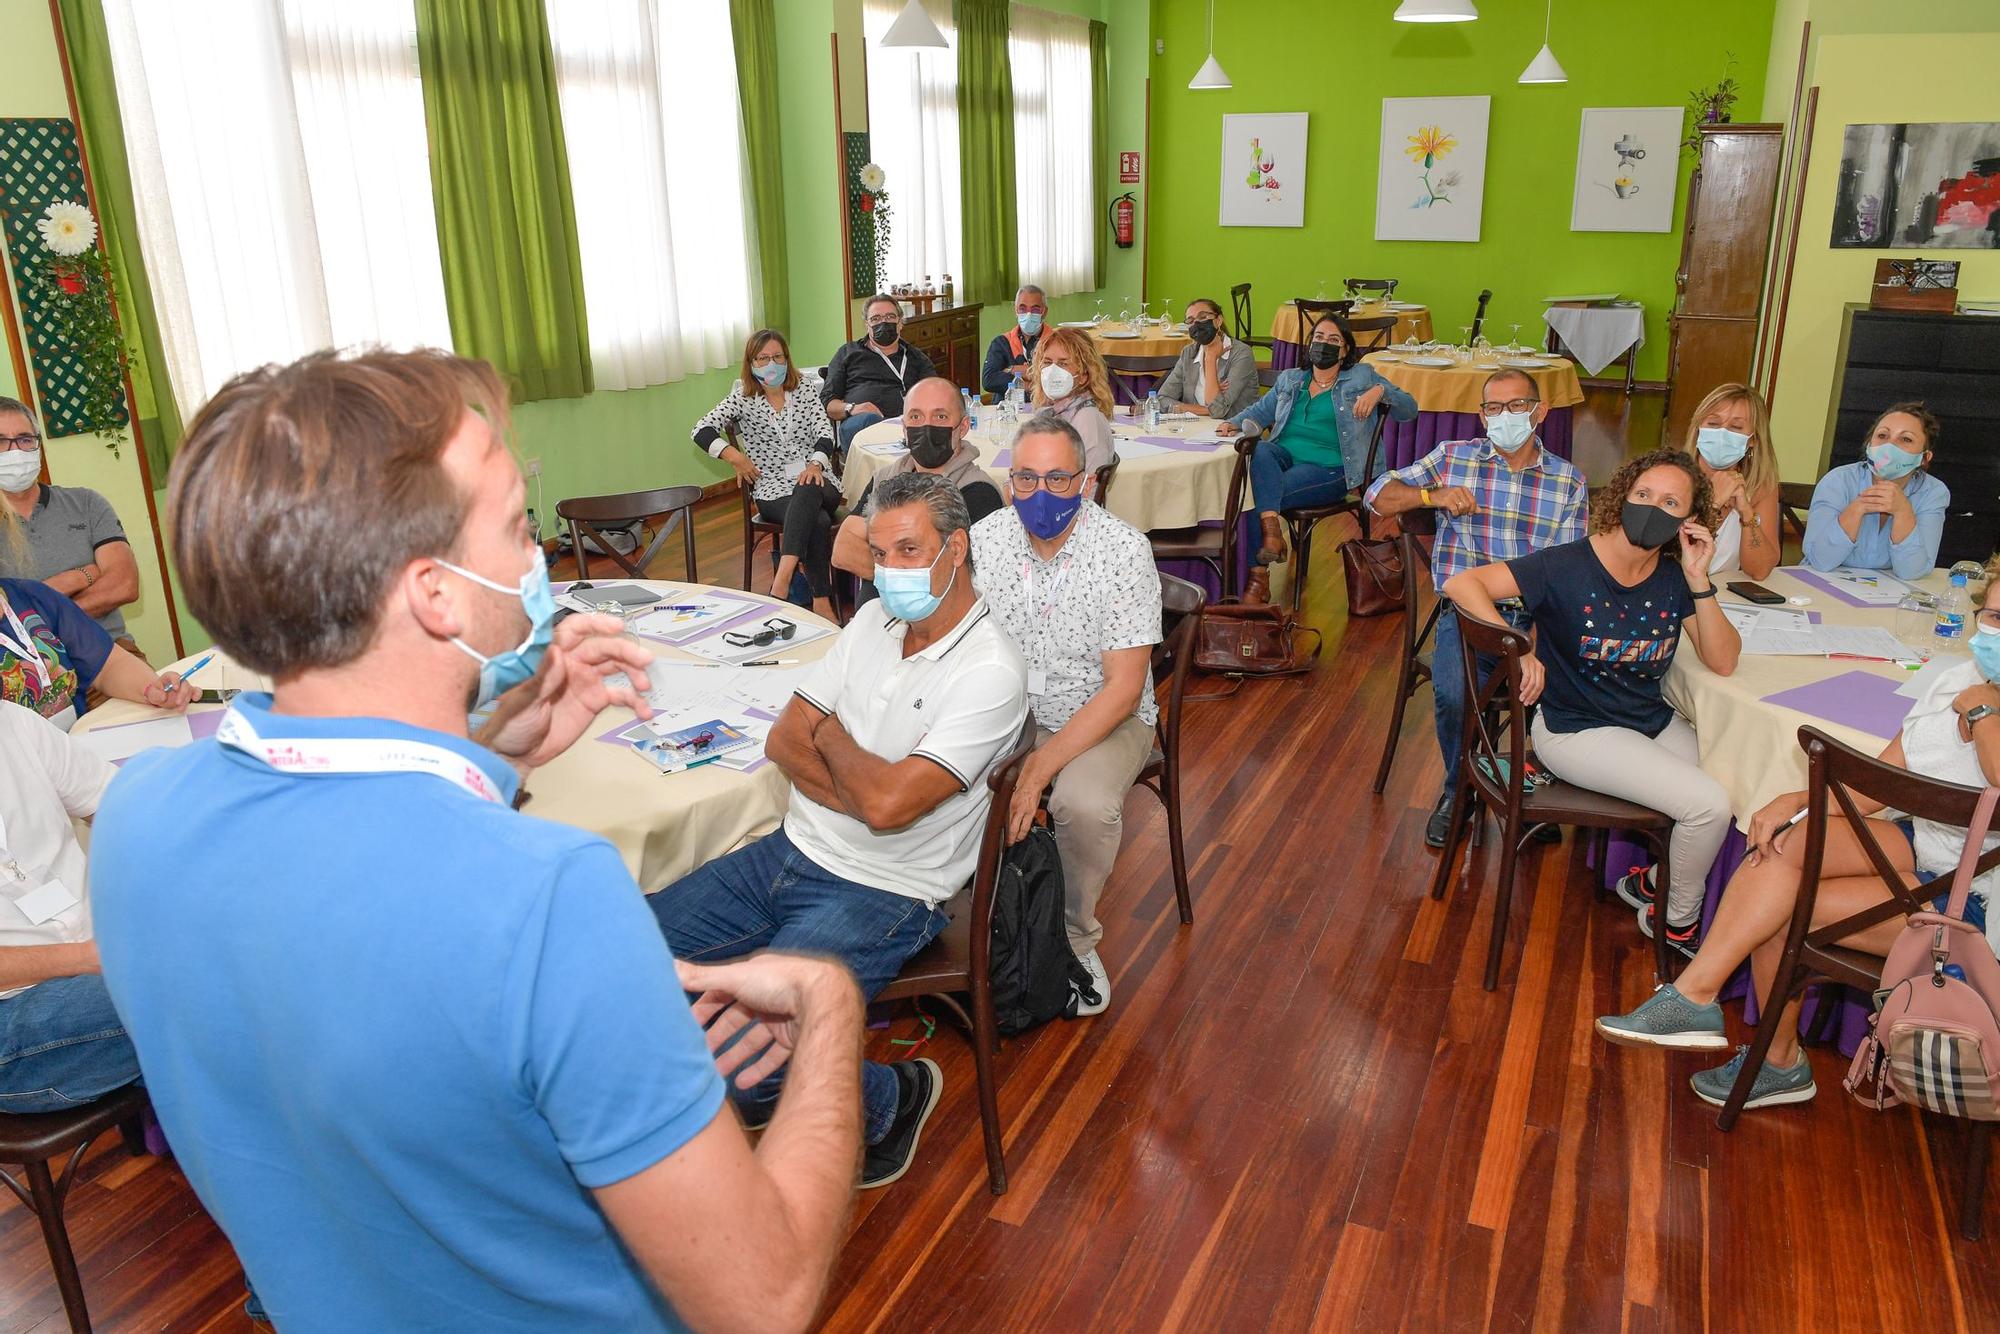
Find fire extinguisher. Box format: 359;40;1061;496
1110;192;1136;249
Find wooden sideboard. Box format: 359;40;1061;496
901;302;984;395
1825;304;2000;567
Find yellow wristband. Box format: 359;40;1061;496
1420;487;1432;507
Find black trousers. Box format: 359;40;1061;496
756;478;842;597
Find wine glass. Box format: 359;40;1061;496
1158;297;1172;331
1092;298;1105;326
1119;297;1133;326
1314;278;1329;300
1459;325;1474;348
1508;322;1525;355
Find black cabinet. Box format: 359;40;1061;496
1826;305;2000;566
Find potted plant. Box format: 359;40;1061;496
1682;54;1741;156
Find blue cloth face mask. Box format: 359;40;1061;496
1868;441;1924;481
438;551;557;710
1015;486;1085;541
1695;426;1749;469
875;543;957;622
1974;624;2000;685
1018;312;1044;336
1485;409;1534;453
752;360;788;387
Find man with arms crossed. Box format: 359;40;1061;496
91;349;862;1333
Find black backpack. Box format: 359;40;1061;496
989;826;1093;1035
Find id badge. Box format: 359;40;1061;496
11;878;79;926
1027;667;1048;695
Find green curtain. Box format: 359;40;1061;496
414;0;591;401
53;0;182;480
1088;19;1109;292
730;0;789;332
954;0;1016;306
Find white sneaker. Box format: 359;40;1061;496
1074;949;1110;1017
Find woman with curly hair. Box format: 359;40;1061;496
1028;326;1115;477
1442;450;1742;956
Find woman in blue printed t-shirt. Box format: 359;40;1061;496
0;579;196;730
1801;401;1949;580
1442;451;1742;959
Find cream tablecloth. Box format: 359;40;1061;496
843;411;1241;533
1082;321;1191;360
1665;566;1950;825
1271;301;1434;346
71;582;837;891
1361;351;1585;415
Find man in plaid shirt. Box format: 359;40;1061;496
1364;369;1587;847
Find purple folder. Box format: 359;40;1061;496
1761;670;1915;740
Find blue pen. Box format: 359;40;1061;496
662;604;707;612
181;651;217;682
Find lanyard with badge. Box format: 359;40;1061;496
1020;549;1076;697
873;346;909;385
0;817;80;927
216;707;506;805
0;599;50;694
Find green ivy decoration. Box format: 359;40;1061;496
27;201;131;455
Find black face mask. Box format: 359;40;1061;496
869;321;899;347
1620;501;1684;551
1187;319;1217;346
1307;342;1344;370
905;424;958;469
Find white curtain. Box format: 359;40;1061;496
863;0;961;292
1009;5;1094;297
547;0;754;391
102;0;450;417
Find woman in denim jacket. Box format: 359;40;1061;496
1218;312;1417;589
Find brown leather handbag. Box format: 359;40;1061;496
1340;534;1404;617
1193;602;1322;677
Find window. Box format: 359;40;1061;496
104;0;452;415
1008;6;1094;297
862;0;961;292
546;0;755;391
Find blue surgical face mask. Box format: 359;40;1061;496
438;550;557;710
752;360;788;387
1014;486;1085;541
1974;622;2000;685
1019;311;1044;336
875;542;957;622
1695;425;1749;469
1485;409;1534;453
1868;441;1923;481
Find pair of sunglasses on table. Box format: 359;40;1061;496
722;617;797;648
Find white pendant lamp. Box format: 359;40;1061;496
1188;0;1231;90
881;0;948;49
1393;0;1478;21
1518;0;1568;83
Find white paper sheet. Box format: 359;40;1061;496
676;617;836;665
1815;566;1912;606
1737;622;1918;660
72;714;195;763
1895;655;1960;700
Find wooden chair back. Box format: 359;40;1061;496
1257;364;1283;391
1469;288;1494;343
1453;611;1534;823
1344;277;1399;300
1346;314;1398;351
1291;298;1354;348
557;485;701;581
1229;282;1256;344
1778;480;1813;542
1093;455;1120;505
1154;572;1204;752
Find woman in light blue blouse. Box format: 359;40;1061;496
1802;401;1949;581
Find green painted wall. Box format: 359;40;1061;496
1144;0;1776;383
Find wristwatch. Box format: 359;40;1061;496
1966;704;1999;729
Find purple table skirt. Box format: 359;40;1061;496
1381;408;1573;471
1155;511;1258;602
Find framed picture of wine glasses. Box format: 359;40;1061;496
1218;113;1309;228
1569;107;1683;233
1374;96;1491;243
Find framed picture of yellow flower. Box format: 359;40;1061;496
1375;97;1490;242
1571;107;1683;233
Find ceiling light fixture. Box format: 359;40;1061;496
1188;0;1231;90
1518;0;1568;83
1393;0;1478;22
880;0;948;49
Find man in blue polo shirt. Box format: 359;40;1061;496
90;350;865;1333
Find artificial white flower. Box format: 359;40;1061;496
36;201;97;257
859;163;886;192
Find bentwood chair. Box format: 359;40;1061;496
1148;439;1256;599
1290;298;1354;354
1278;414;1384;614
0;1085;151;1332
1229;283;1274;359
1371;505;1440;794
1343;277;1399;302
877;717;1039;1195
1346;314;1399;353
557;486;700;582
1468;288;1494;344
1717;727;2000;1238
1092;456;1120;507
1778;481;1814;544
1429;611;1678;990
1131;573;1205;923
1257;364;1284;392
1102;353;1180;403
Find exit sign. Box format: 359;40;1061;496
1119;151;1141;183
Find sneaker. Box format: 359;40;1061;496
1615;864;1659;912
860;1058;943;1189
1636;902;1700;960
1073;949;1110;1017
1424;792;1454;849
1690;1045;1817;1109
1594;983;1728;1051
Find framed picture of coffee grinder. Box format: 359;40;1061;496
1570;106;1683;233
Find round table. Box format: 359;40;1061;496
1269;301;1434;370
1360;350;1586;470
1080;322;1191;407
71;581;838;892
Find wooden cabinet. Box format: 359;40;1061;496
1662;124;1784;446
1827;304;2000;567
902;303;984;395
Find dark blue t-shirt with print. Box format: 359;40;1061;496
1507;537;1694;737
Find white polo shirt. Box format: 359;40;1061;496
0;701;114;998
787;598;1028;905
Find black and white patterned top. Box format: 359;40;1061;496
969;503;1161;730
692;378;836;501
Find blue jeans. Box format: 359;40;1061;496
648;828;946;1143
837;410;885;457
1248;440;1350;519
0;974;142;1113
1431;602;1534;798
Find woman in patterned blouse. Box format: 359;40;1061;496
693;330;842;619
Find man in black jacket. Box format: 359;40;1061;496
821;294;937;456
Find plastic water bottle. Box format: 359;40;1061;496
1145;390;1161;430
961;387;979;432
1936;570;1971;645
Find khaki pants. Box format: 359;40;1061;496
1038;714;1155;956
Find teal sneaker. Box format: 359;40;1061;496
1690;1045;1817;1109
1594;984;1728;1051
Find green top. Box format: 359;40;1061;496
1281;382;1343;470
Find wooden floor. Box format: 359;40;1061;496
13;387;1994;1332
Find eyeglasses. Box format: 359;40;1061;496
0;434;41;452
750;353;786;367
1479;398;1540;416
723;617;797;648
1977;609;2000;633
1009;468;1083;497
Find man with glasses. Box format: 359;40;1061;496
983;284;1047;399
822;294;937;456
1363;369;1586;849
0;397;143;647
651;470;1027;1189
970;414;1161;1016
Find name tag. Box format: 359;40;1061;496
1027;667;1048;695
11;879;79;926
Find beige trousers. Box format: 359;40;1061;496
1039;714;1155;955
